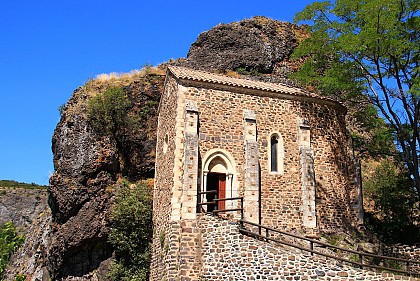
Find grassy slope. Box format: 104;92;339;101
0;180;47;189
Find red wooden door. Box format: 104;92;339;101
218;174;226;210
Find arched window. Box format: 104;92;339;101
271;135;278;172
269;133;284;174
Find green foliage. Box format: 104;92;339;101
159;231;165;248
87;87;133;138
364;159;419;244
0;222;25;277
351;104;394;157
293;0;420;199
323;234;344;246
235;67;262;76
14;274;26;281
0;180;46;190
139;101;159;120
107;180;153;281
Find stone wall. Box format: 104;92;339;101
151;68;365;280
198;214;417;281
181;83;358;233
150;75;180;281
384;245;420;274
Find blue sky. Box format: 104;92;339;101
0;0;313;185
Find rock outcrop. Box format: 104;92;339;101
177;16;308;79
3;209;51;281
47;71;164;280
0;187;51;280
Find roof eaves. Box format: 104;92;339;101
167;66;346;112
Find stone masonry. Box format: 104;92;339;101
150;66;366;280
199;214;418;281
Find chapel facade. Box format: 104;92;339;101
150;66;363;280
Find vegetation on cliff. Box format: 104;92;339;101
88;87;133;139
0;180;46;190
107;180;152;281
0;222;24;277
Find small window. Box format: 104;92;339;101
163;134;169;154
271;135;278;172
269;133;284;174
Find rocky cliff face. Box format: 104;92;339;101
3;209;51;281
0;187;48;227
0;187;51;280
47;71;164;280
42;16;324;279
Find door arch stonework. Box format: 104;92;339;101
201;149;237;212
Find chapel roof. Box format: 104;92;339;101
167;66;344;111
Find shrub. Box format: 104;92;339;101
0;222;24;277
58;104;66;117
87;87;133;138
107;180;153;281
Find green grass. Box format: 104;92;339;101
0;180;47;190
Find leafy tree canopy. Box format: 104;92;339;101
293;0;420;198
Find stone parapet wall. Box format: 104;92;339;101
198;215;418;281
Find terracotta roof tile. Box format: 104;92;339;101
167;66;345;111
168;65;315;98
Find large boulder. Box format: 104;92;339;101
178;16;307;75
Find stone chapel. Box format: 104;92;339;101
150;66;363;280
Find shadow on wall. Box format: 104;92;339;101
313;111;355;233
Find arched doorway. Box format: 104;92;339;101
201;150;236;213
206;173;226;211
206;156;227;211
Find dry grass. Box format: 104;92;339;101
224;69;241;78
92;65;166;85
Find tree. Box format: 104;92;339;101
364;159;419;243
107;180;153;281
292;0;420;198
